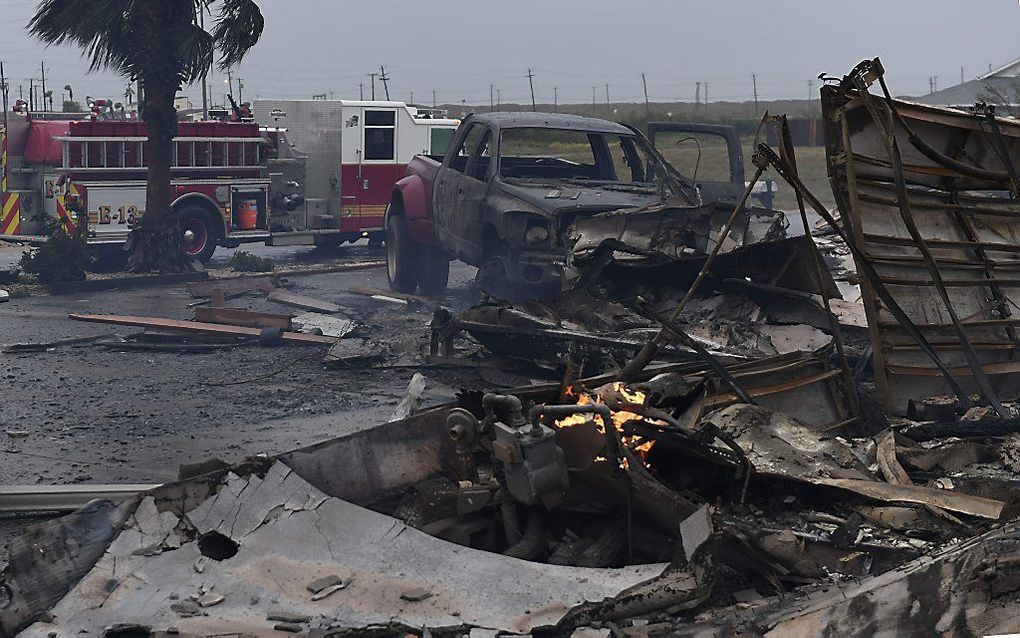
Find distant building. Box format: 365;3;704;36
915;59;1020;112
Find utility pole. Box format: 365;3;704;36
496;89;501;110
695;81;701;109
432;90;436;108
752;74;759;116
934;76;938;92
237;78;244;103
605;83;610;114
410;91;414;104
592;86;597;115
28;79;34;112
960;66;965;85
379;66;390;101
226;67;234;99
490;84;494;111
553;86;557;112
808;79;813;101
641;73;650;117
526;68;536;112
368;72;377;100
40;61;46;111
359;83;364;100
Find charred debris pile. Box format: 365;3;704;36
384;57;1020;631
9;58;1020;636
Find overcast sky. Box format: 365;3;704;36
1;0;1018;107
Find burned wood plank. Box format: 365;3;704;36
267;290;340;313
2;332;117;353
811;477;1003;520
875;429;912;486
185;276;277;298
68;314;335;345
194;307;293;330
349;286;436;304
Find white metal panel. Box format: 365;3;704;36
83;185;146;235
252;100;344;214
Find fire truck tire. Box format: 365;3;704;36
386;214;420;293
177;207;220;264
418;247;450;296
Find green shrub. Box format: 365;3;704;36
228;250;274;272
20;228;92;283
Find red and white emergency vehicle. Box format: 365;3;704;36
0;101;459;261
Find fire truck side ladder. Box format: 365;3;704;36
55;135;264;172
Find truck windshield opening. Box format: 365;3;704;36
498;127;663;187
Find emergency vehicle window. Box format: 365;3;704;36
365;110;395;127
364;110;395;160
430;128;455;156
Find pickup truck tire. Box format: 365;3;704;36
386;214;420;293
418;247;450;296
177;206;219;264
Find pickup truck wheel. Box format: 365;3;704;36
418;247;450;296
178;207;220;264
386;214;420;293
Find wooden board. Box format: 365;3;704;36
68;314;335;345
194;307;292;330
267;290;340;313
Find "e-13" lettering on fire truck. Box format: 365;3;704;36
90;205;143;225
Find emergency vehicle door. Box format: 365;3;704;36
351;108;399;232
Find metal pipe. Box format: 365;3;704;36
0;484;159;513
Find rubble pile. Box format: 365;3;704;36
10;58;1020;636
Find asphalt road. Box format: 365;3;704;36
0;237;371;271
0;245;484;568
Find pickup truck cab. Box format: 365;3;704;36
386;112;701;297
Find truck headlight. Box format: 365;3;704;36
524;224;550;245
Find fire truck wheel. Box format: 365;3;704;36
418;247;450;296
177;207;219;263
386;214;420;293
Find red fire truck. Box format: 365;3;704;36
0;101;459;262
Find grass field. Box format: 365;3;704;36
499;132;835;213
654;134;834;212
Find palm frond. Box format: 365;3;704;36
212;0;264;71
29;0;134;73
30;0;263;87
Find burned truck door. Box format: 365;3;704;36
434;124;492;260
648;123;746;205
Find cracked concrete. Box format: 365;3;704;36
18;461;665;636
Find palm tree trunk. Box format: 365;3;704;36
126;76;195;273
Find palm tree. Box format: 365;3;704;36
30;1;264;271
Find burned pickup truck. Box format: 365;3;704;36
385;112;708;298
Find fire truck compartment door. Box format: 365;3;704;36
84;185;145;235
